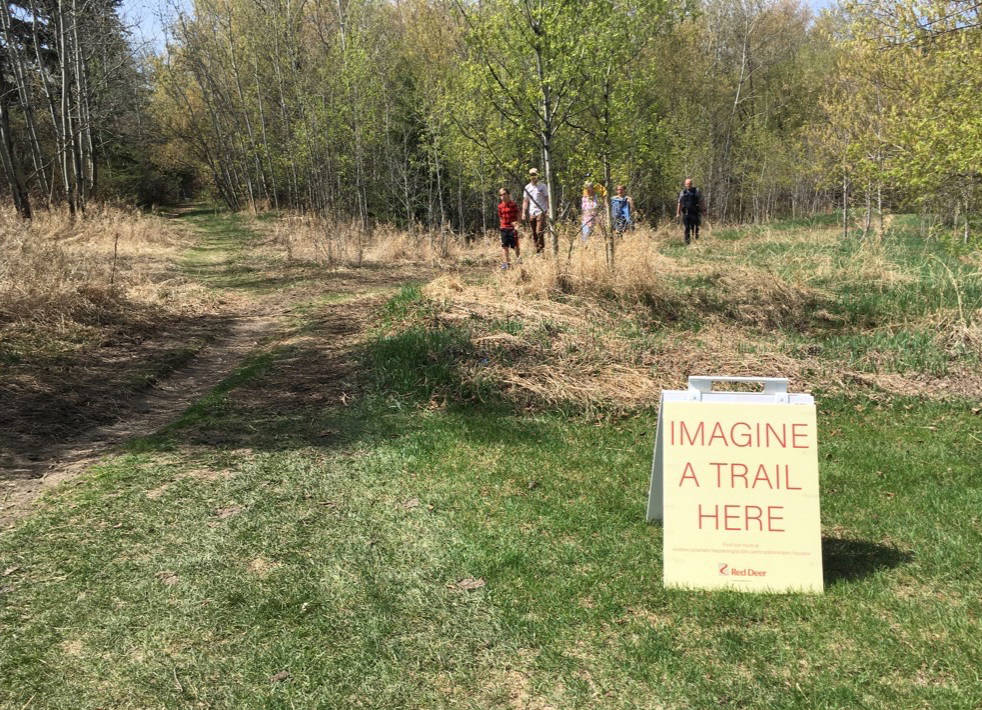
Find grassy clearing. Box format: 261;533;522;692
1;211;980;708
178;208;443;308
178;207;290;295
1;324;979;708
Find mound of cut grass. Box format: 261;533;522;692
380;218;981;412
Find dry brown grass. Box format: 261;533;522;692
420;281;982;411
408;223;982;410
488;224;831;331
423;274;662;412
422;273;827;413
262;212;493;266
0;204;214;333
220;210;981;406
506;222;683;301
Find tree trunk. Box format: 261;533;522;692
253;60;279;209
70;0;88;209
457;170;464;237
964;195;970;244
0;1;49;200
224;8;266;209
0;91;32;219
877;182;883;236
863;181;871;239
841;162;848;241
533;42;558;256
602;68;614;270
58;0;77;214
28;0;61;205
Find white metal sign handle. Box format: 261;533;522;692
687;376;788;396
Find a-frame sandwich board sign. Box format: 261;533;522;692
648;376;824;594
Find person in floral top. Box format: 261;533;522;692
581;181;600;242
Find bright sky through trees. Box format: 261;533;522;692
120;0;188;50
120;0;836;50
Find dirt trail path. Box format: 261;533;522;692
0;207;447;528
0;314;280;524
0;209;286;527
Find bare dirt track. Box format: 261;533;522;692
0;313;280;525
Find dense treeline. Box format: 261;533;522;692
825;0;982;242
0;0;192;216
151;0;839;230
1;0;980;240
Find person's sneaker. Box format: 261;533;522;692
501;263;509;270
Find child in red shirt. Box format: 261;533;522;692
497;188;521;269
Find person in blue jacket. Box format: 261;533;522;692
611;184;635;236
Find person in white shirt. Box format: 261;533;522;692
521;168;549;253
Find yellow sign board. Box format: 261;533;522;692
648;377;823;594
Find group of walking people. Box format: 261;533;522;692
496;169;705;269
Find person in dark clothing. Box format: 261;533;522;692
676;178;704;244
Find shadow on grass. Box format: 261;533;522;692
822;536;912;585
126;289;525;458
4;212;443;475
0;306;240;476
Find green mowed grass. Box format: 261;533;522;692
1;331;980;708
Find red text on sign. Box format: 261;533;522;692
669;420;811;449
709;462;802;490
697;504;786;532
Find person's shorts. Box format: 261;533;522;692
500;228;518;249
